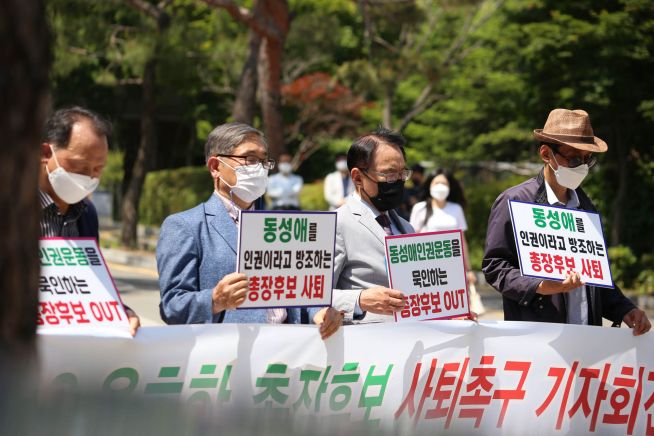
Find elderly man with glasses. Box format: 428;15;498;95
483;109;650;335
157;122;341;339
311;127;416;325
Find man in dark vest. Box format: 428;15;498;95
483;108;650;335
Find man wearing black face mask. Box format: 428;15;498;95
483;108;650;336
316;127;415;324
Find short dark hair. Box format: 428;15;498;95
411;163;425;174
347;126;407;170
43;106;112;149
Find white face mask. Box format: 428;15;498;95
335;160;348;172
430;183;450;201
46;145;100;204
550;152;588;190
219;159;269;203
278;162;292;175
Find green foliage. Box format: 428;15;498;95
48;0;654;262
608;245;639;290
464;173;526;269
299;181;328;211
99;150;125;190
634;270;654;296
138;167;212;226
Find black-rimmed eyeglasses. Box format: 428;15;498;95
548;145;597;169
216;154;276;170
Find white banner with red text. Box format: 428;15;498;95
38;321;654;434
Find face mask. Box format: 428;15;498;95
335;160;348;172
550;152;588;190
430;183;450;201
364;180;405;212
278;162;292;175
219;159;268;203
46;145;100;204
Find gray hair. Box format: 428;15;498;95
204;122;267;162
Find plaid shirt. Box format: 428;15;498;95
39;190;86;237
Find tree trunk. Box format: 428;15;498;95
0;0;50;382
121;57;157;247
232;28;261;124
256;0;289;159
258;36;286;158
610;126;627;246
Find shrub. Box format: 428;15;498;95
464;173;525;269
634;270;654;296
139;166;212;226
299;180;328;211
608;245;638;289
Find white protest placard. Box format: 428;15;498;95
385;230;469;322
509;200;613;287
39;237;130;336
237;211;336;308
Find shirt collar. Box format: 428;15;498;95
39;190;87;215
353;191;385;218
39;190;56;210
214;191;254;223
544;180;580;209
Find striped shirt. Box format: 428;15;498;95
39;190;86;237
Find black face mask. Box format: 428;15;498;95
364;180;405;212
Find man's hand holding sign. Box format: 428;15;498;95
484;108;650;336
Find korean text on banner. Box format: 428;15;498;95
385;230;469;322
38;321;654;434
508;200;612;287
237;211;336;308
38;237;129;336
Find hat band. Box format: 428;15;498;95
542;132;595;144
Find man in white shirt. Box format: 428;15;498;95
323;153;353;210
266;153;303;210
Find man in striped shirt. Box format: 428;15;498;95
39;107;140;335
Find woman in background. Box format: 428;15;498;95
410;168;485;315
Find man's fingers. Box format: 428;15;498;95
386;289;404;299
231;286;249;298
321;322;339;340
224;272;248;285
388;297;405;310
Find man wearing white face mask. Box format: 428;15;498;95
483;108;650;336
39;107;141;336
266;153;303;210
157;122;342;339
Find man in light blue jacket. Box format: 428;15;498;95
157;122;341;338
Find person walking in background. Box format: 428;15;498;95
410;169;485;315
266;153;303;210
323;153;354;210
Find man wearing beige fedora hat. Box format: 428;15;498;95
482;108;650;335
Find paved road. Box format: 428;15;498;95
110;263;653;332
109;262;163;326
